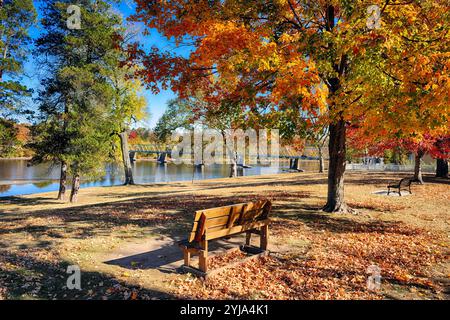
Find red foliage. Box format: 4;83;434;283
128;130;138;141
348;125;450;160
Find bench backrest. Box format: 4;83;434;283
400;178;412;187
188;200;272;243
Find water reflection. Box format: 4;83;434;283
33;181;53;188
0;159;322;197
0;184;11;193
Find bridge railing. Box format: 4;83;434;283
130;144;313;161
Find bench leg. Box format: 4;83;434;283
198;240;208;273
398;188;402;196
260;225;269;251
245;232;252;246
183;249;191;267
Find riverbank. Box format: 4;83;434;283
0;160;296;197
0;172;448;300
0;179;60;185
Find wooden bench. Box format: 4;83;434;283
388;178;412;196
178;200;272;275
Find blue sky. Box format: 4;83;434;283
21;0;191;128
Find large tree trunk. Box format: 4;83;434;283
413;150;425;184
436;158;449;178
70;174;80;203
322;5;351;213
57;162;67;200
323;118;349;213
119;131;134;185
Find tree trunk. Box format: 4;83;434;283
0;1;4;82
436;158;449;178
318;146;324;173
413;150;425;184
119;131;134;185
323;118;349;213
57;162;67;200
70;174;80;203
229;152;237;178
322;4;351;213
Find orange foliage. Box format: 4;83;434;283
130;0;448;145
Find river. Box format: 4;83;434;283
0;159;322;197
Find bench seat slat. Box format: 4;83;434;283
191;221;244;235
193;213;235;223
205;219;270;241
191;209;266;232
195;204;247;220
191;216;232;230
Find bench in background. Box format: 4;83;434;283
388;178;412;196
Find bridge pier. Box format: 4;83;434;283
129;144;305;168
157;152;167;164
289;158;300;170
237;153;252;169
289;158;298;170
288;158;305;172
194;158;204;167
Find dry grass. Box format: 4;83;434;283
0;172;448;300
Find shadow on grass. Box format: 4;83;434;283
0;196;58;207
0;251;174;300
104;236;245;274
424;176;450;185
0;184;418;247
0;194;274;243
272;202;420;236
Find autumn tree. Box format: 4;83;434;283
107;67;147;185
156;94;250;176
349;2;449;181
200;98;254;177
154;98;195;142
348;130;450;183
130;0;448;212
389;137;440;185
433;136;450;179
244;99;328;173
100;23;148;186
263;99;329;173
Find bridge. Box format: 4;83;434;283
129;144;319;170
